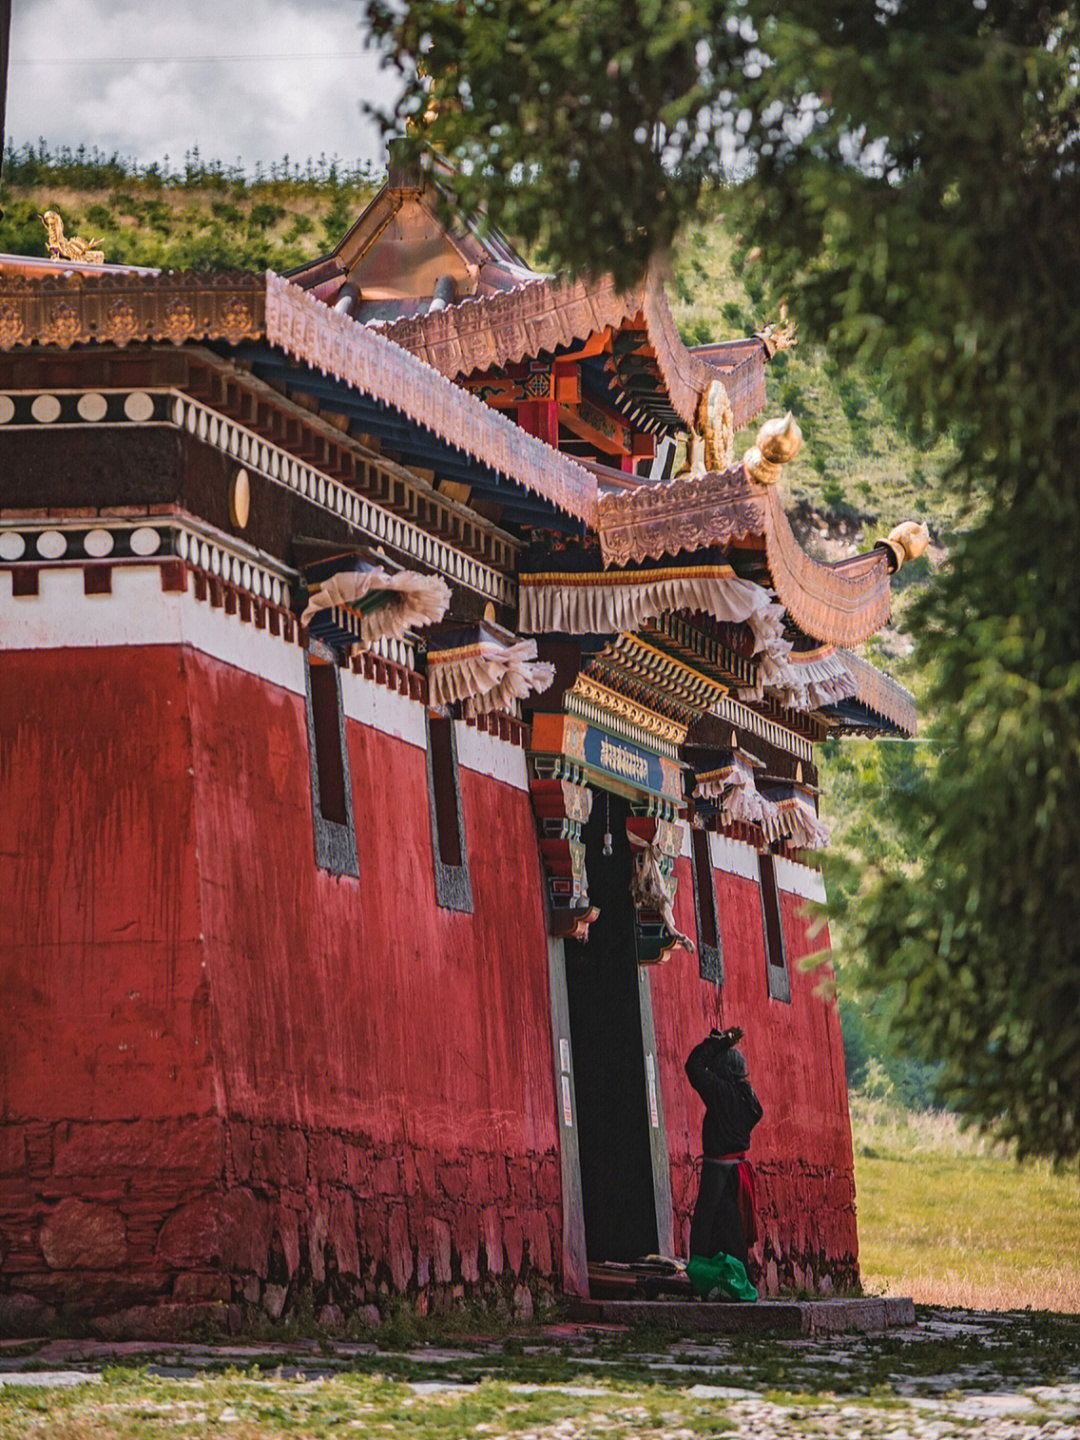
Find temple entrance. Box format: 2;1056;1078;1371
564;788;659;1264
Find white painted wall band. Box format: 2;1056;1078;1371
773;855;828;904
0;568;528;789
708;832;760;881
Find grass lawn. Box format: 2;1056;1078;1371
851;1095;1080;1312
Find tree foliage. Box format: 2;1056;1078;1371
367;1;1080;1162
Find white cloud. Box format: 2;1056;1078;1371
6;0;403;170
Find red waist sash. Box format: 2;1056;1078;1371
704;1152;758;1247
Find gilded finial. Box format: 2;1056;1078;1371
755;317;798;358
682;378;735;476
877;520;931;572
743;411;803;485
42;211;106;266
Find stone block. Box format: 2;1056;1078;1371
309;1132;346;1182
54;1119;223;1180
318;1303;344;1333
275;1203;302;1277
263;1284;288;1320
481;1207;503;1277
327;1191;359;1279
415;1151;436;1196
431;1217;452;1284
884;1296;916;1328
508;1158;533;1202
503;1216;524;1275
438;1161;468;1201
156;1188;268;1274
308;1204;328;1284
387;1205;413;1290
468;1154;490;1197
40;1198;127;1271
512;1283;534;1320
156;1197;219;1269
0;1291;58;1336
173;1272;232;1304
537;1154;561;1206
0;1128;26;1176
343;1143;369;1192
228;1124;254;1183
280;1130;308;1187
525;1212;553;1275
372;1156;401;1196
91;1301;231;1341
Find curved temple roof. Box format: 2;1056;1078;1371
379;269;768;435
598;466;894;648
0;258;904;666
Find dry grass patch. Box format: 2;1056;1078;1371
852;1095;1080;1312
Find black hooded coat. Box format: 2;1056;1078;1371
685;1035;764;1266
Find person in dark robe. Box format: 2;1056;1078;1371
685;1026;763;1267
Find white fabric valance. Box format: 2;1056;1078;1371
695;754;780;830
302;568;451;645
518;566;785;660
740;645;858;713
760;787;831;851
428;638;555;715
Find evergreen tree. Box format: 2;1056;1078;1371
366;1;1080;1162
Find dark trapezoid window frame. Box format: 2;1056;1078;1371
425;711;474;914
305;649;359;879
690;826;724;987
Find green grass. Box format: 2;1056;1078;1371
0;146;377;272
851;1095;1080;1312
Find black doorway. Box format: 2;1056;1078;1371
564;789;659;1263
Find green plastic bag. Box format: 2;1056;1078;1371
686;1251;758;1303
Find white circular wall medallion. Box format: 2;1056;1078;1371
0;532;26;560
177;531;190;561
83;529;114;558
124;391;155;423
77;393;109;422
230;469;251;529
36;529;67;559
129;527;161;557
0;396;15;424
31;394;62;424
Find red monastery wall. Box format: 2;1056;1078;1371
0;646;220;1321
650;848;858;1294
1;639;560;1330
186;651;561;1314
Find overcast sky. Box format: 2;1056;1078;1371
6;0;402;172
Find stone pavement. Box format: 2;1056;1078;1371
0;1307;1077;1438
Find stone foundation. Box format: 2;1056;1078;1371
0;1116;563;1333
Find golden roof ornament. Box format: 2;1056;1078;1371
683;378;735;476
42;211;105;266
743;411;803;485
877;519;931;571
755;317;798;358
